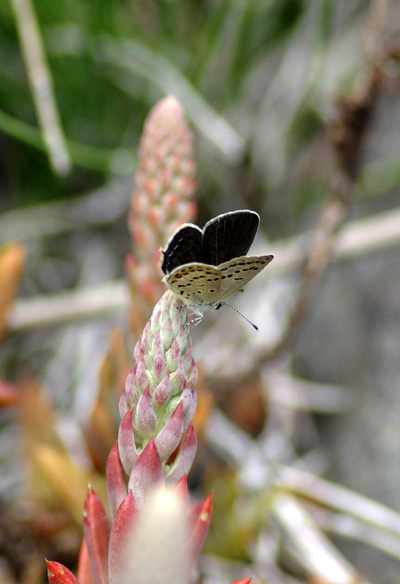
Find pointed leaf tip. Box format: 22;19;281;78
155;401;184;461
128;439;164;508
46;561;80;584
118;406;138;475
174;474;188;503
186;493;213;565
77;539;94;584
83;490;110;584
106;441;127;519
109;491;138;584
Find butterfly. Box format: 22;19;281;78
160;210;273;325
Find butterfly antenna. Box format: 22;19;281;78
220;302;259;331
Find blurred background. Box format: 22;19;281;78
1;0;400;583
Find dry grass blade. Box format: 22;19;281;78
8;204;400;332
10;0;71;175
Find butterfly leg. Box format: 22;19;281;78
189;315;204;327
184;308;204;328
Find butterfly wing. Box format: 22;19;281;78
164;263;222;304
203;210;260;265
217;255;274;302
161;224;204;274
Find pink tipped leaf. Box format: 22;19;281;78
170;360;185;394
128;439;164;508
135;359;149;392
152;373;171;408
185;493;213;566
181;387;197;430
151;330;163;354
152;347;168;382
136;386;157;438
108;491;138;584
77;539;94;584
47;561;80;584
174;474;189;503
83;488;110;584
165;424;197;484
165;338;181;371
118;407;138;475
159;317;173;350
106;442;127;519
154;401;184;461
123;368;139;409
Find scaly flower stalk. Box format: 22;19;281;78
112;291;198;509
126;96;198;333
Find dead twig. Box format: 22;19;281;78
7;204;400;332
260;0;400;362
263;59;383;361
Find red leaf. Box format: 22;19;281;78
186;493;213;565
46;561;79;584
77;539;94;584
128;439;164;508
83;488;110;584
165;424;197;484
174;474;188;503
118;407;138;475
106;442;127;519
108;491;138;584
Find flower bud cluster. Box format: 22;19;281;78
118;292;198;493
126;96;197;332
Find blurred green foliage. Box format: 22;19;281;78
1;0;397;231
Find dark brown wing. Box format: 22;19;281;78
202;210;260;265
161;224;204;274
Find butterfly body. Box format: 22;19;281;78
161;210;273;320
